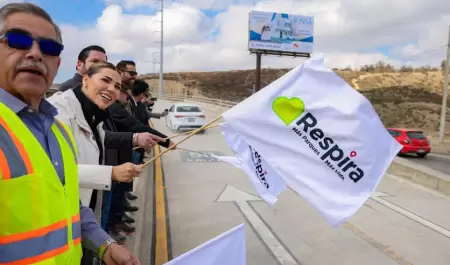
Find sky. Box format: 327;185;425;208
3;0;449;83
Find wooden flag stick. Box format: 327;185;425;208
140;115;223;168
174;147;210;154
132;123;222;151
164;123;221;140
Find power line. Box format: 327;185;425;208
399;44;448;62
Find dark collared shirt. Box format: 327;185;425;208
0;88;110;254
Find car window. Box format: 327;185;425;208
406;131;426;139
169;105;174;112
176;106;201;112
388;130;400;137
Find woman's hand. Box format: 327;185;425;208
112;163;142;182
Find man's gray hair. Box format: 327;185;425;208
0;3;62;44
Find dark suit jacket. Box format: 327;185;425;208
108;102;170;148
59;73;82;92
135;102;150;124
107;101;170;191
103;118;133;167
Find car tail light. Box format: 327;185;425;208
198;115;205;118
403;139;411;144
174;115;184;118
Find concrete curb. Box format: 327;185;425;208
388;157;450;196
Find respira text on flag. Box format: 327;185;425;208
220;55;402;226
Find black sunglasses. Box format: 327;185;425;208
0;28;64;56
127;70;137;76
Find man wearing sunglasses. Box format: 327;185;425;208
117;60;137;85
107;60;176;236
0;2;140;265
59;45;107;92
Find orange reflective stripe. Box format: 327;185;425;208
0;219;67;244
0;244;69;265
71;214;81;245
0;117;33;174
71;214;80;223
0;148;11;179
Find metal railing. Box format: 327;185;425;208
160;94;239;108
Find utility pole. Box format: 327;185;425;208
439;25;450;142
159;0;164;98
154;0;164;98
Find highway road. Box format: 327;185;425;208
401;153;450;175
151;99;450;265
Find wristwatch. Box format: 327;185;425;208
98;238;117;261
132;133;138;146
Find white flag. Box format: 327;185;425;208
163;223;246;265
213;123;286;206
221;55;402;227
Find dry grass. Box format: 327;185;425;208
356;71;445;93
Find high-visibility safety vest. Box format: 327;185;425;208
0;102;82;265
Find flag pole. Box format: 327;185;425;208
132;123;222;151
140;115;223;168
164;123;221;140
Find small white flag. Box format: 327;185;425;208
212;123;286;206
220;55;402;227
163;223;246;265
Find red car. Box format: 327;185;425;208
387;128;431;157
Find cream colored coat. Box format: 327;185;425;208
47;90;112;215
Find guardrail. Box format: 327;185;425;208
161;94;239;108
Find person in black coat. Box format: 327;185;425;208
132;79;151;125
106;82;175;236
131;80;152;163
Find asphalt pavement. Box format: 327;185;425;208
149;99;450;265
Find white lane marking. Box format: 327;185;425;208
217;185;299;265
370;192;450;239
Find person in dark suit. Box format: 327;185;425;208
107;61;175;236
131;80;152;163
132;79;151;124
59;45;107;91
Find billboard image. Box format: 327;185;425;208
248;11;314;54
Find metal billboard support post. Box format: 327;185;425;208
255;53;262;92
439;25;450;143
250;49;310;93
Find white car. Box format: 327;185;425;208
165;103;207;131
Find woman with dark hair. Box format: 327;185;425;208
47;62;157;263
49;62;143;215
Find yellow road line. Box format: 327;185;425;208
153;145;169;265
149;118;169;265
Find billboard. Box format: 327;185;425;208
248;11;314;54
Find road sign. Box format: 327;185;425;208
180;151;224;162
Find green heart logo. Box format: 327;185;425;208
272;96;305;126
